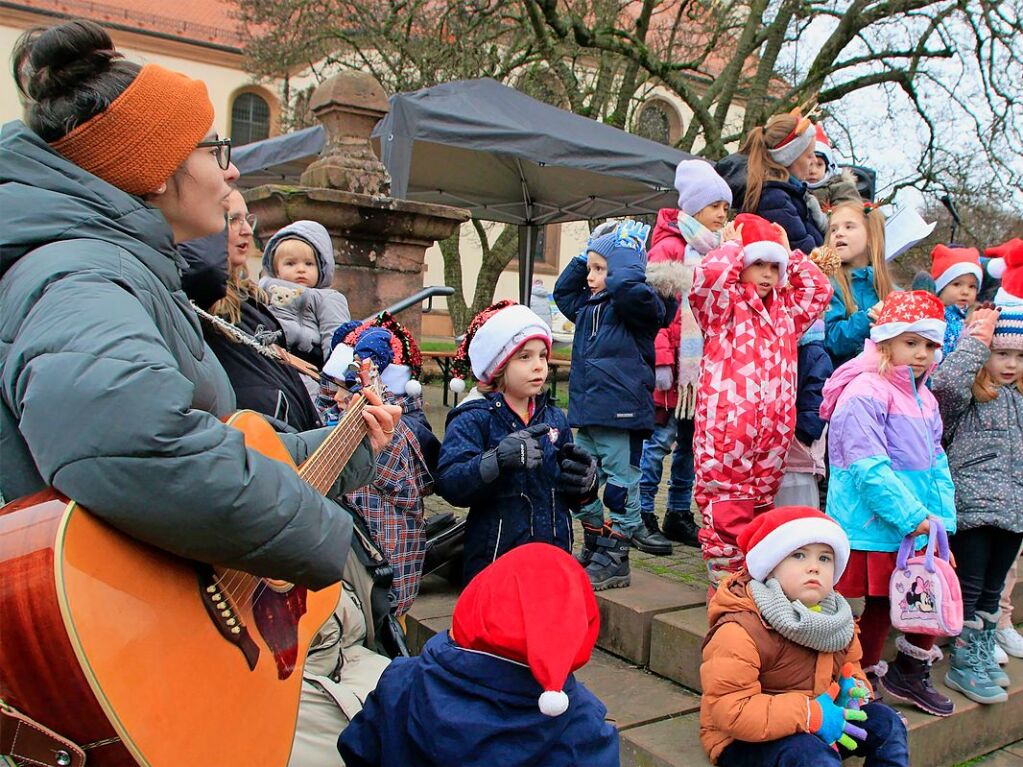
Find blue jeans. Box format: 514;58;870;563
573;426;643;537
638;414;695;516
717;702;908;767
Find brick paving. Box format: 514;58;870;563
418;381;707;586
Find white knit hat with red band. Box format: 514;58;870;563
869;290;947;345
738;506;851;585
767;119;817;168
469;303;552;384
930;244;983;295
734;212;791;286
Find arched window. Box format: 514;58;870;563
635;102;672;145
231;92;271;146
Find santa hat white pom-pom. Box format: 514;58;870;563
449;377;466;394
538;690;569;717
405;379;423;397
988;257;1006;280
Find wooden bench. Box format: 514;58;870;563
421;349;571;407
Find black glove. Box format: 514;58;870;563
479;423;550;483
558;442;598;499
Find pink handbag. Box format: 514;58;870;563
889;519;963;637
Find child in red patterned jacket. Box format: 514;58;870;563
691;214;833;587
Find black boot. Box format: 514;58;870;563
585;529;631;591
631;513;673;555
576;523;602;567
879;637;954;717
661;509;700;547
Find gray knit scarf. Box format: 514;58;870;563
748;578;855;653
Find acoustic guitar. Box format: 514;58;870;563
0;362;380;766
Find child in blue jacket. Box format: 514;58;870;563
435;302;598;584
554;225;681;590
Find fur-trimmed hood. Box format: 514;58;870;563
646;258;692;299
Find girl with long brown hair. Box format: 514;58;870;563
823;200;895;366
739;111;825;253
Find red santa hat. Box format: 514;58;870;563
738;506;851;585
869;290;947;345
767;112;817;168
986;237;1023;305
930;244;983;295
451;543;600;717
734;213;791;286
449;300;552;392
813;123;838;178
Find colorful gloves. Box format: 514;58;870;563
810;684;868;751
835;663;870;711
479;423;549;482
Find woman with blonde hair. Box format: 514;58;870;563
739;110;826;253
823;200;895;366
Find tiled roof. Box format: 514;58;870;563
13;0;248;50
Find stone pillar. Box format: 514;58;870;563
245;72;467;340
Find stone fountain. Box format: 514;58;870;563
244;72;468;340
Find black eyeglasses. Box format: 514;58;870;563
227;213;257;231
197;137;232;170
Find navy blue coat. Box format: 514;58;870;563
553;255;675;435
338;633;620;767
795;338;833;446
435;390;576;583
757;178;825;255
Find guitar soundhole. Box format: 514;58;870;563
195;565;260;670
252;586;308;680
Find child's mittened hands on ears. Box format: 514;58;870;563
966;305;1000;347
810;685;868;751
770;222;791;252
835;663;870;710
722;221;743;243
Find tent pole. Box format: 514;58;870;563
518;224;537;305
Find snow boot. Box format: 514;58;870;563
661;508;700;547
879;636;955;717
944;618;1008;704
576;522;603;567
632;513;673;555
585;528;631;591
977;610;1011;688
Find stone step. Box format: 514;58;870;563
621;655;1023;767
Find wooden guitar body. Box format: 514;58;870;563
0;411;342;766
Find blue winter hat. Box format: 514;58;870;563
352;327;395;374
331;320;363;351
673;159;732;216
587;230;648;265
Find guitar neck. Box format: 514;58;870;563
297;397;369;495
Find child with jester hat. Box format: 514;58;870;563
319;321;435;618
821;290;958;718
553;224;683;590
435;302;599;585
690;213;833;586
701;507;908;767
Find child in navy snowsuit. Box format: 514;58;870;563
554;225;681;591
435;302;598;584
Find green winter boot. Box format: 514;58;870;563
945;618;1008;704
977;610;1011;688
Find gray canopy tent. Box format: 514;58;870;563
371;78;694;301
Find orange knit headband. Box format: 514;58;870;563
50;64;215;196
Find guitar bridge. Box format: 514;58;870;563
195;565;260;670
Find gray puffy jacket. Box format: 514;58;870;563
931;335;1023;533
0;121;372;588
